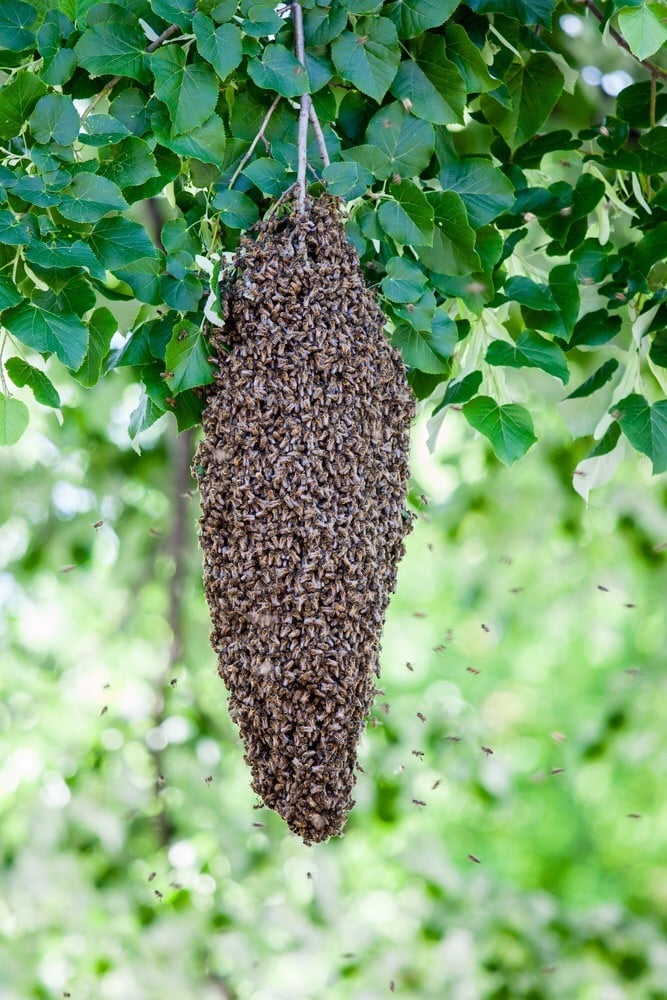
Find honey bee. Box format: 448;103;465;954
93;520;104;529
467;854;480;864
100;706;108;716
481;746;493;756
481;623;490;633
412;799;426;807
148;872;156;882
204;775;213;786
411;750;424;759
466;667;480;675
597;585;609;592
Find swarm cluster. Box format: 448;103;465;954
194;196;414;843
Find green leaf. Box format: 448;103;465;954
58;173;129;223
379;181;434;246
391;38;466;125
161;219;199;257
162;274;203;313
243;157;292;196
524;262;579;340
150;0;194;30
211;188;259;228
193;14;243;81
165;321;214;393
365;102;435;178
247;44;309;98
463;396;537;465
4;303;88;370
322;161;373;199
5;357;60;407
612;393;667;473
75;22;149;83
341;144;392;179
568;310;622;349
391;289;436;332
114;257;163;305
566;359;620;399
467;0;556;27
304;4;347;46
418;191;480;275
242;4;286;35
392;312;456;374
589;420;621;459
32;276;96;318
73;307;116;388
0;394;29;445
129;389;164;440
331;17;400;103
23;238;106;281
0;276;22;311
90;216;158;270
504;276;557;311
98;137;160;190
385;0;461;37
617;4;667;60
0;210;35;246
79;114;132;146
0;0;36;50
381;256;428;302
433;371;483;414
480;54;564;149
649;329;667;369
0;72;47;140
29;93;79;146
444;24;496;93
152;106;227;166
486;330;570;383
150;47;219;136
439;159;515;228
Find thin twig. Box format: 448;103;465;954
81;23;181;120
228;94;281;190
581;0;667;81
308;103;330;167
650;72;657;127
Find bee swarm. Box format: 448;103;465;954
194;196;414;843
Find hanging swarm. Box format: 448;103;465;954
193;196;414;843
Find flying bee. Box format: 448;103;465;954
412;799;426;807
170;678;177;687
468;854;480;864
627;813;642;819
481;746;493;756
93;520;104;529
100;706;108;716
550;768;565;775
466;667;480;675
154;890;163;901
431;780;441;790
204;775;213;786
405;662;414;672
411;750;424;759
148;872;156;882
481;623;490;633
417;712;426;723
597;585;609;592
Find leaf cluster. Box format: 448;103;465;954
0;0;665;490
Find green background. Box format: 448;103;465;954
1;370;666;999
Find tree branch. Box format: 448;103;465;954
308;103;330;168
228;94;281;190
581;0;667;82
292;1;311;211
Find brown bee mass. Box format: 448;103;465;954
193;196;414;843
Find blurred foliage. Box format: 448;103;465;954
2;373;667;999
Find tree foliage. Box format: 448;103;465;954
0;0;665;494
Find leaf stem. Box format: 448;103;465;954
227;94;282;190
650;72;657;127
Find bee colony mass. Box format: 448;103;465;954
194;196;414;843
